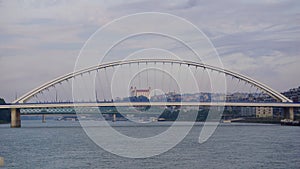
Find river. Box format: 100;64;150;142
0;120;299;169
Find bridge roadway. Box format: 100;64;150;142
1;102;300;109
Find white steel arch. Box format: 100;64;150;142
13;59;292;103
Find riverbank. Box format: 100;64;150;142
231;118;281;124
231;118;300;126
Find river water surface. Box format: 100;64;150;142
0;120;299;169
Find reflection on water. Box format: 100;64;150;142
0;120;299;169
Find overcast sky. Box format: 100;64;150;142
0;0;300;102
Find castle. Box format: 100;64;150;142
130;86;151;99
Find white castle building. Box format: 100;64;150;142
130;86;151;99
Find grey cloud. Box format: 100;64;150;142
36;42;84;51
1;0;300;101
19;18;57;25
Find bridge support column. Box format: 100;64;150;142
42;114;46;123
112;113;116;122
11;108;21;128
284;107;294;121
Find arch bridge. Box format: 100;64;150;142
0;58;299;127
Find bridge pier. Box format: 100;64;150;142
11;108;21;128
42;114;46;123
112;113;116;122
284;107;294;121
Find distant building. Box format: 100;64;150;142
256;107;273;118
166;92;181;102
199;93;211;102
282;86;300;102
240;107;256;117
165;91;181;111
130;86;151;99
226;93;255;102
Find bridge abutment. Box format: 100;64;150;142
11;108;21;128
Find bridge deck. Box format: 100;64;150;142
1;102;300;109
